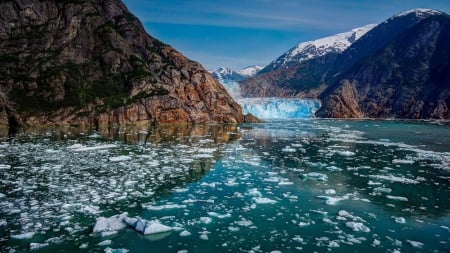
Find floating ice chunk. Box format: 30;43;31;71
394;217;406;224
69;144;117;152
0;219;7;226
292;236;304;243
337;151;355;156
201;182;216;188
386;195;409;201
282;146;297;152
98;240;112;246
179;230;191;237
79;243;89;249
302;172;328;181
264;177;280;183
253;197;277;204
109;156;132;162
278;180;294;186
298;221;311;227
392;159;415;164
199;217;213;224
79;205;101;215
11;231;35;239
207;212;231;219
0;164;11;169
143;204;187;211
373;187;392;193
30;242;49;250
325;189;336;195
247;188;262;197
236;218;253;227
367;181;382;186
369;175;419;184
345;222;370;233
199;234;209;240
372;239;381;246
104;248;129;253
406;240;424;248
317;196;344;205
93;213;128;233
134;219;172;235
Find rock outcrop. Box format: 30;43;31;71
0;0;251;128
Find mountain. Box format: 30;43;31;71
329;8;446;82
317;11;450;119
211;66;263;82
260;24;376;73
240;25;375;98
0;0;253;128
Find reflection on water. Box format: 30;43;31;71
0;120;449;253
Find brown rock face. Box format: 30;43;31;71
315;80;363;118
0;0;250;127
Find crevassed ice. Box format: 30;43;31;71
239;98;321;119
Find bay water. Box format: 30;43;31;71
1;119;449;252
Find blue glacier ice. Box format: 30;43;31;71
238;98;321;119
219;79;321;119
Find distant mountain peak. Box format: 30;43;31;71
388;8;444;21
211;65;264;82
265;24;376;71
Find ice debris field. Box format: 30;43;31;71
0;120;449;252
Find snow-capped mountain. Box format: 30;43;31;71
262;24;376;72
386;8;444;22
211;65;264;82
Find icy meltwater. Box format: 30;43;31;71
1;120;450;253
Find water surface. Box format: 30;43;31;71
0;120;449;252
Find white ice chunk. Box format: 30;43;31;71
134;219;172;235
325;189;336;195
98;240;112;246
406;240;424;248
394;217;406;224
179;230;191;237
30;242;49;250
247;188;262;197
337;151;355;156
253;197;277;204
69;144;117;152
303;172;328;181
386;195;409;201
392;159;415;164
143;204;187;211
199;217;213;224
345;222;370;233
109;156;132;162
369;175;419;184
207;212;231;219
317;196;344;205
104;248;129;253
0;219;7;226
11;231;35;239
93;213;128;233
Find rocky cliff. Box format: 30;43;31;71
317;14;450;119
0;0;251;128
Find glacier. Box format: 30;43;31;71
238;98;320;119
220;79;321;119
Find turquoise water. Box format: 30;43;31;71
0;120;449;252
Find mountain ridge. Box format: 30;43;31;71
0;0;254;128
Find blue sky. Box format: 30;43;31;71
122;0;450;70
